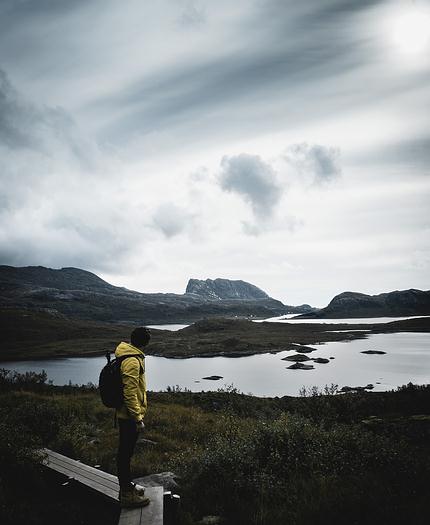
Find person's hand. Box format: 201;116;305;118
136;420;145;432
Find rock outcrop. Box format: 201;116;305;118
282;354;311;362
296;289;430;319
134;472;180;491
287;363;315;370
186;278;269;300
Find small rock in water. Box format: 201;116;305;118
312;357;330;364
361;350;387;355
329;357;335;359
202;375;223;380
341;386;360;392
287;362;315;370
341;384;374;392
293;345;316;354
282;354;311;362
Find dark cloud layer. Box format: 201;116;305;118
0;69;95;167
89;2;376;146
0;0;88;16
352;136;430;168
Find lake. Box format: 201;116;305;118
257;314;430;324
2;324;429;396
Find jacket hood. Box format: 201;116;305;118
115;342;145;358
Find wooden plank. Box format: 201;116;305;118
141;487;164;525
42;450;119;500
43;452;118;488
43;449;118;483
44;449;118;483
42;448;120;493
42;449;165;525
118;507;142;525
118;487;164;525
44;458;119;500
45;457;119;499
45;454;119;492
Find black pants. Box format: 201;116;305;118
117;419;138;490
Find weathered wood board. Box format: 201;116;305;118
41;448;164;525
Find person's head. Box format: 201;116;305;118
130;326;151;348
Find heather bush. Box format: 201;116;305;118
0;377;429;525
174;411;429;524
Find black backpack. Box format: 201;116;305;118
99;352;142;408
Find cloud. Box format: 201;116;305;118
178;0;206;27
217;144;342;235
152;203;195;238
351;136;430;169
0;1;429;304
189;166;210;182
283;143;341;185
219;153;282;219
0;69;138;272
0;69;98;168
85;1;378;150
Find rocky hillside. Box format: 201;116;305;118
186;278;269;300
296;289;430;318
0;265;117;292
0;265;309;324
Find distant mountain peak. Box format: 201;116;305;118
298;288;430;319
185;278;270;300
0;265;114;291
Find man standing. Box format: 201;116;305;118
115;326;151;508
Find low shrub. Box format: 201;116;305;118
174;411;430;524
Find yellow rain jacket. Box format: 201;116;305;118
115;342;147;422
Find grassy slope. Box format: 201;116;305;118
1;372;429;525
0;309;132;360
2;309;430;361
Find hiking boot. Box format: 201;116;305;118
119;487;150;508
131;482;146;495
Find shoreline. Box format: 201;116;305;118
2;316;429;363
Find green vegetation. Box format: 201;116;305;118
0;369;429;525
2;308;430;361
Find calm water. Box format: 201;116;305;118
3;331;429;397
147;324;189;331
258;314;430;324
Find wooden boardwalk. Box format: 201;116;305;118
42;448;164;525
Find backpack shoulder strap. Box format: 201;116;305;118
117;354;144;371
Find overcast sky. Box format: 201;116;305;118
0;0;429;306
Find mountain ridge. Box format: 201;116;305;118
296;288;430;318
0;265;312;323
186;278;269;300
